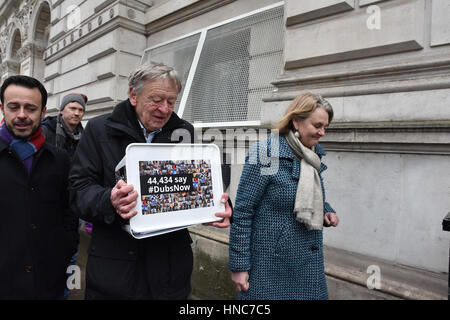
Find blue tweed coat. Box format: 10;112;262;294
228;134;335;300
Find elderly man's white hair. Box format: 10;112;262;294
128;62;182;95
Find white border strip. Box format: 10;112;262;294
177;30;207;117
203;1;284;32
142;1;284;54
193;121;261;128
142;31;203;61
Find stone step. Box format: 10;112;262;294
324;245;448;300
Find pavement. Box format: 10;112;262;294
324;245;448;300
66;223;448;300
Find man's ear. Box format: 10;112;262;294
129;87;137;107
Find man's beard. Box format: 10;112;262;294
7;120;40;139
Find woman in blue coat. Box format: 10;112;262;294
228;92;339;300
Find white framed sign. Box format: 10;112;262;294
115;143;224;238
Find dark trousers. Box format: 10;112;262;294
85;235;193;300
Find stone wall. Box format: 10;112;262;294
262;0;450;273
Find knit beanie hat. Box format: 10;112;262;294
60;93;88;111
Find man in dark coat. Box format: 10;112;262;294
41;92;87;160
0;75;79;299
69;62;231;300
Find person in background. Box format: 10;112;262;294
41;92;86;160
0;75;78;299
228;92;339;300
41;92;89;299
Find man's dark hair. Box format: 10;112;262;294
0;75;47;110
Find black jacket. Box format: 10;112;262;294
41;116;83;160
40;116;57;145
69;99;195;299
0;139;79;299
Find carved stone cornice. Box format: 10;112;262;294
0;1;19;23
116;0;153;13
16;42;32;60
318;120;450;155
0;0;37;59
267;54;450;101
0;22;14;58
16;41;45;60
320;141;450;156
0;59;20;73
33;41;46;56
44;3;121;62
15;0;38;42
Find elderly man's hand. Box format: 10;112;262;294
204;193;232;228
111;180;139;220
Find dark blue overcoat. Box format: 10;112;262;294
228;134;335;300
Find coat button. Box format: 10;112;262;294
128;251;135;256
24;266;33;273
311;245;319;251
31;224;38;230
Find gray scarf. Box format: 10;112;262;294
285;130;324;231
55;113;83;149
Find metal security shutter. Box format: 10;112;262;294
142;2;284;127
183;27;251;123
142;33;200;114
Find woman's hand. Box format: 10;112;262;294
204;193;232;228
324;212;339;227
231;271;250;292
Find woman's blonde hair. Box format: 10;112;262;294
276;92;333;135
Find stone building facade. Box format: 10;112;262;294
1;0;449;299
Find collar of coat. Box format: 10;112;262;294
249;134;327;180
274;134;328;179
104;99;189;142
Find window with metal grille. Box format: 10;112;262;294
142;2;284;127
